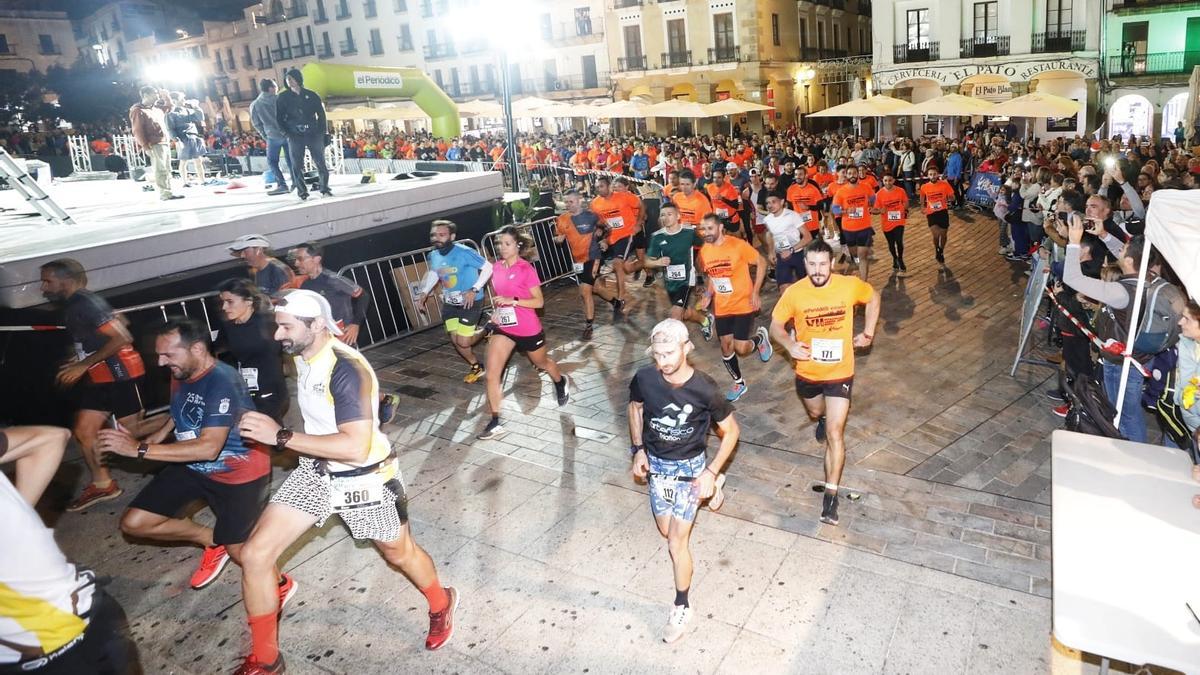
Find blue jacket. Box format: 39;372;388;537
946;151;964;180
631;154;649;177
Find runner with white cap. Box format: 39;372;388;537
228;234;294;296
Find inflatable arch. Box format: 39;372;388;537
299;63;461;138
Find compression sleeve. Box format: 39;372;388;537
416;270;439;295
473;260;494;291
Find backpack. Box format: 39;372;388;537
1097;277;1184;359
1065;371;1125;440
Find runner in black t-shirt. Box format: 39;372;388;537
40;259;148;512
215;279;288;423
628;319;738;645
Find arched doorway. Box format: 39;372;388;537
1031;70;1087;137
670;82;697;102
891;77;942;138
1109;94;1153;142
1161;92;1188;138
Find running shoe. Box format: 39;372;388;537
814;416;827;443
643;273;655;288
726;381;748;402
935;249;946;265
277;573;298;613
426;586;459;650
707;473;728;512
898;261;908;276
297;191;309;201
233;654;285;674
755;326;773;362
267;187;289;196
892;262;900;273
320;189;333;197
379;394;400;425
1045;388;1068;403
701;313;714;342
66;481;123;512
555;375;571;407
189;545;231;590
581;323;594;341
612;298;626;322
662;604;692;644
477;419;507;440
1052;403;1070;418
998;246;1013;256
820;492;840;526
463;363;485;384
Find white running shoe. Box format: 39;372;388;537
662;604;692;644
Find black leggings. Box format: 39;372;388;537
884;227;905;264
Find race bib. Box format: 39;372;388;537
849;207;864;219
653;478;679;505
887;210;903;221
666;264;687;281
606;216;626;232
712;277;734;294
174;429;198;441
811;337;843;364
240;366;259;392
328;472;387;512
443;290;464;306
494;306;519;327
930;200;945;211
573;261;585;274
716;208;729;217
799;211;813;224
776;234;798;251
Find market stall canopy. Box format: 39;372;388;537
986;91;1082;118
902;93;996;116
647;99;713;118
588;99;655;119
456;99;503;117
809;95;914;118
705;98;774;116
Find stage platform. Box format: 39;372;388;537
0;170;504;308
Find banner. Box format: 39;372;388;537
965;171;1002;209
1011;252;1051;376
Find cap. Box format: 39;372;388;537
273;289;344;336
725;162;739;171
748;168;761;176
229;234;270;252
646;318;691;354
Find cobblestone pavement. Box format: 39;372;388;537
40;209;1142;673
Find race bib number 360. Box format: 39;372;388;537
329;473;386;512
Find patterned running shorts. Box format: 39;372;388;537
271;457;409;541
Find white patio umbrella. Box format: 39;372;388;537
987;91;1081;118
808;95;915;117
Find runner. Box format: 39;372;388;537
705;165;743;237
614;177;656;288
873;173;910;276
40;258;148;512
235;290;458;673
643;203;710;332
831;168;876;280
785;168;824;242
696;213;773;402
553;190;618;341
918;167;956;267
415;220;493;381
769;239;881;526
669;169;713;228
761;190;813;294
628;318;738;644
96;318;288;600
477;226;571;440
591;176;643;315
215;279;288;423
229;234;295;296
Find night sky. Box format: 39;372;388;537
44;0;255;21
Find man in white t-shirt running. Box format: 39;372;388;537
761;190;813;295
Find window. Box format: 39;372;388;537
469;64;479;93
542;58;557;90
336;0;350;19
342;26;356;53
450;67;460;95
226;47;236;70
369;27;383;54
433;69;443;87
315;0;327;21
541;13;552;41
714;13;734;52
0;35;9;54
364;0;376;18
398;23;412;50
575;7;592;36
772;13;780;46
973;2;997;41
834;23;840;50
38;34;57;55
623;24;642;58
847;27;852;52
905;9;929;46
484;63;495;92
800;20;807;49
817;20;824;49
666;18;686;55
859;28;865;54
1047;0;1072;35
394;0;406;11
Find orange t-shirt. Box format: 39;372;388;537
813;172;835;192
705;181;741;224
671;190;712;226
700;236;761;317
832;182;874;232
771;274;875;382
785;182;824;232
555;211;597;263
858;174;879;192
805;165;819;179
570;151;589;175
874;186;910;232
918;180;955;215
592;192;640;244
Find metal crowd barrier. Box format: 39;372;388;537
479;215;579;288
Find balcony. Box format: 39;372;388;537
959;35;1009;58
314;9;328;23
257;56;273;70
1032;30;1086;53
893;41;939;63
368;38;383;55
515;73;612;95
271;44;315;62
39;45;62;55
612;0;642;6
364;0;377;18
335;1;351;19
317;44;334;58
617;54;647;71
708;45;742;64
397;36;413;51
458;82;496;97
801;47;849;60
661;50;692;68
423;43;456;59
256;5;307;25
339;39;357;55
1113;0;1200;13
1107;50;1200;76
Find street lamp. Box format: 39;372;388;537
442;0;545;192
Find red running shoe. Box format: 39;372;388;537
190;545;231;589
232;654;285;674
65;481;123;512
425;586;459;651
1052;403;1070;418
277;573;298;613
